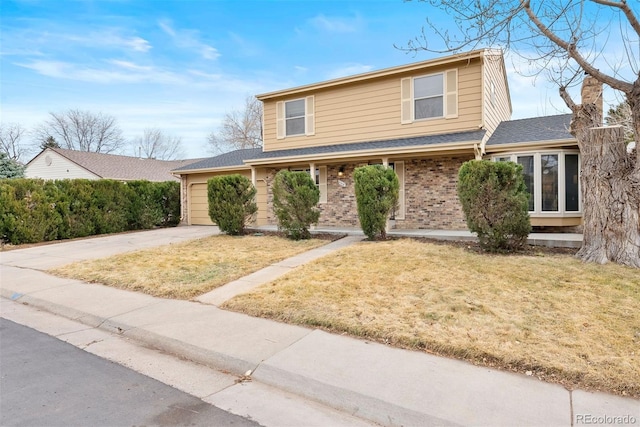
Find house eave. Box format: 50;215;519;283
484;138;577;153
256;49;486;100
172;165;252;175
243;141;479;167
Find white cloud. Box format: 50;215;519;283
158;19;176;37
157;19;220;60
326;63;373;80
17;59;186;85
309;14;361;33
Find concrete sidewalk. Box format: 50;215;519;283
1;227;637;427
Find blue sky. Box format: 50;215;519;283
0;0;633;160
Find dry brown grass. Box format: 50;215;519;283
50;235;326;299
222;239;640;397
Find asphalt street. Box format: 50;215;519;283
0;318;262;427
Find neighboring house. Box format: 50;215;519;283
173;49;580;230
26;147;201;182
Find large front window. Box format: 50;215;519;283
495;151;580;214
414;73;444;120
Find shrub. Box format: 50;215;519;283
272;170;320;239
207;174;257;235
153;181;181;227
457;160;531;252
127;180;163;230
354;165;399;240
0;178;181;245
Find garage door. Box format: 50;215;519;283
189;183;214;225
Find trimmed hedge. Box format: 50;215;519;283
354;165;399;240
272;170;320;240
0;178;180;245
207;174;257;235
457;160;531;252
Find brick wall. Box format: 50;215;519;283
264;157;471;230
395;156;471;230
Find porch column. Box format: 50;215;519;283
309;162;315;181
382;157;390;234
250;167;257;186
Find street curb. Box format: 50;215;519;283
2;290;258;377
252;362;458;427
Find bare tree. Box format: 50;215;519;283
0;123;28;162
606;101;635;143
133;128;185;160
34;109;126;154
404;0;640;267
207;96;263;154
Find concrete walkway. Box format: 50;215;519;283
253;225;584;249
1;227;636;427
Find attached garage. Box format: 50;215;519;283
172;150;263;226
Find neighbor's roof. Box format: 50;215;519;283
173;130;486;173
41;148;202;181
486;114;574;146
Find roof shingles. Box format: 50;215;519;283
49;148;202;182
173;130;486;172
486;114;573;146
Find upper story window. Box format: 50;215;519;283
414;74;444;119
285;99;305;136
494;150;581;215
401;69;457;124
276;96;315;139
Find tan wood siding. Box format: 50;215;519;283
263;59;484;151
482;53;512;138
255;168;268;225
189;183;214;225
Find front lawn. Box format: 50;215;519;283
50;234;327;299
222;239;640;398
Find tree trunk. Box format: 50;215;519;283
576;126;640;267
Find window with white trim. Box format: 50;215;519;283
494;151;581;214
414;74;444;119
401;69;457;124
276;96;315;139
285;99;305;136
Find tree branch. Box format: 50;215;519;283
522;0;634;93
590;0;640;37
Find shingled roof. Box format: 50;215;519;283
172;148;263;171
173;130;486;172
486;114;574;146
45;148;202;181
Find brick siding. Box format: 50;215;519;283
263;157;472;230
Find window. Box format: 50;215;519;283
414;74;444;120
517;156;535;212
541;154;558;211
565;155;579;212
400;69;457;124
276;96;315;139
285;99;305;136
495;151;580;215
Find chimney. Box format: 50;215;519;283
581;75;603;126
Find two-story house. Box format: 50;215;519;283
174;49;581;230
